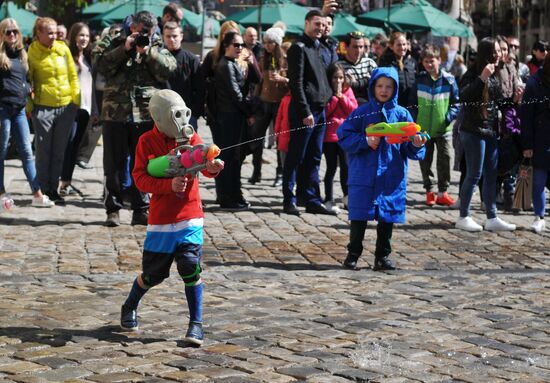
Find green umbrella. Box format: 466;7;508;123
89;0;169;24
82;0;128;16
331;12;385;39
227;0;308;35
181;9;220;36
0;2;38;37
357;0;472;38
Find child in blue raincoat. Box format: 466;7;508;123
337;67;427;271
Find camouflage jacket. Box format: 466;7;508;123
92;33;176;123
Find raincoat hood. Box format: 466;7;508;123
367;66;399;108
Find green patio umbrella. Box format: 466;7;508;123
0;2;38;37
357;0;472;37
82;0;128;16
227;0;308;35
181;10;220;36
331;12;385;39
89;0;169;24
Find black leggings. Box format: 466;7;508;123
323;142;348;202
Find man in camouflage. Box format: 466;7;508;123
93;10;176;227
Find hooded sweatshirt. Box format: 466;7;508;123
337;67;425;223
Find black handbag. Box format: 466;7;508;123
497;133;521;176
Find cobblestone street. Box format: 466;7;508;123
0;121;549;382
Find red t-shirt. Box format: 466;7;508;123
133;126;217;225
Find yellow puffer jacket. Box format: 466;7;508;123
28;40;80;108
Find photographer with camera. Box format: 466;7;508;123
92;10;176;227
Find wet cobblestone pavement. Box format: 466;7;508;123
1;121;549;382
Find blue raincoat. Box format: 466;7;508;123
337;67;425;223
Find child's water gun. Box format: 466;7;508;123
147;143;221;178
365;122;430;144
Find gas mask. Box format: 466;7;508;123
149;89;194;144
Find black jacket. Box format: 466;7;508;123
287;34;332;119
521;69;550;169
167;48;205;118
0;47;31;109
214;56;250;116
378;50;417;109
459;68;502;138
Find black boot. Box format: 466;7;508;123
272;173;283;187
503;192;514;212
343;252;360;270
373;256;396;271
248;170;261;184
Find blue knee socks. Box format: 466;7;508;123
185;283;203;323
124;278;148;310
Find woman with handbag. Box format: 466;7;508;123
248;27;288;186
455;37;516;232
521;53;550;234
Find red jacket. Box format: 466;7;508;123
133;126;217;225
274;93;291;152
324;87;357;143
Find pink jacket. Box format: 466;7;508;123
324;87;358;143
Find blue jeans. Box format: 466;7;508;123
283;105;326;206
0;103;40;193
533;167;549;218
459;131;498;219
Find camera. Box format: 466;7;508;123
135;26;150;48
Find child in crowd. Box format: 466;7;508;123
324;63;358;212
120;90;224;346
410;44;460;207
338;67;427;270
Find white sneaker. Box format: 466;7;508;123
325;201;341;214
485;217;516;232
530;217;546;234
455;216;483;232
31;194;55;208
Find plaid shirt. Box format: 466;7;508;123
337;55;377;103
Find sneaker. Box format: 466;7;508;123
76;160;93;169
455;216;483;232
426;191;436;206
530;217;546;234
485;217;516;232
450;197;460;210
131;210;149;226
373;256;396;271
120;304;138;331
59;184;82;197
436;192;455;206
184;322;204;346
105;211;120;227
31;194;55;208
324;201;341;214
343;252;360;270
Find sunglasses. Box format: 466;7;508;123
509;44;519;49
232;43;245;48
5;29;19;36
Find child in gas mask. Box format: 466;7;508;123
120;89;224;347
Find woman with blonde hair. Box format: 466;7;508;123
0;18;54;207
28;17;79;205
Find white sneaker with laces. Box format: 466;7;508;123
455;216;483;232
325;201;341;214
530;217;546;234
31;195;55;208
485;217;516;232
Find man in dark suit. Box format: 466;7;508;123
283;9;335;216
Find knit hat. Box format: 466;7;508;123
264;27;284;46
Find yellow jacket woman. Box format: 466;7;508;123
28;39;80;107
28;17;79;204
